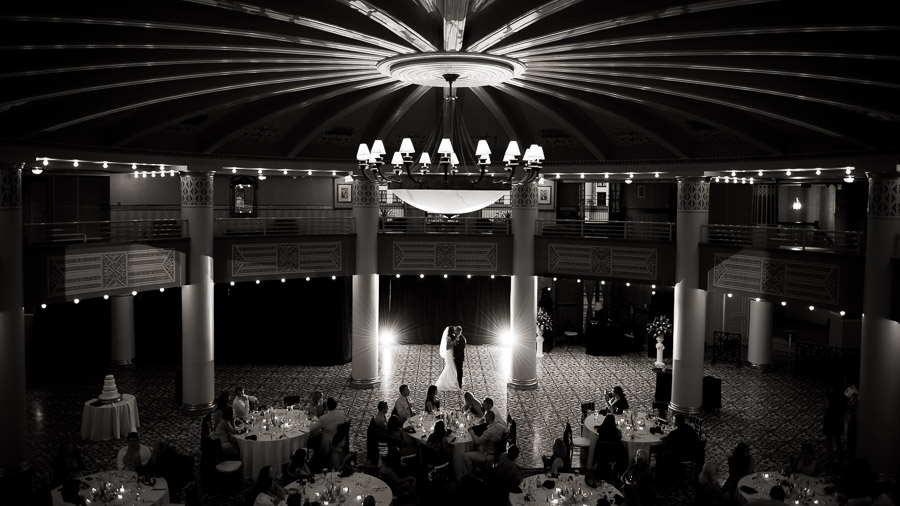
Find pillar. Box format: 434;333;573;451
670;177;709;414
746;299;774;369
0;164;29;478
350;180;379;388
110;295;136;365
180;171;215;412
857;173;900;481
508;182;538;390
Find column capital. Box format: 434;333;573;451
180;172;214;207
677;176;709;212
0;164;23;210
352;180;379;207
867;173;900;218
510;182;538;209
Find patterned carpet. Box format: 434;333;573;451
24;343;836;505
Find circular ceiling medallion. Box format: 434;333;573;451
377;52;526;88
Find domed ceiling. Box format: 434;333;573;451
2;0;900;175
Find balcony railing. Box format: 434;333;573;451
702;224;865;255
215;217;355;237
379;217;511;234
25;219;187;246
537;219;675;241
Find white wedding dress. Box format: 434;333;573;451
434;327;460;392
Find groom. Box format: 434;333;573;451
453;325;466;388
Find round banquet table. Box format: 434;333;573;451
737;471;837;505
81;394;140;441
236;408;310;479
403;412;475;481
285;472;392;506
583;413;664;468
510;472;623;506
51;471;169;506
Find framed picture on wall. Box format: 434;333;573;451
637;185;646;198
336;183;353;204
538;184;553;208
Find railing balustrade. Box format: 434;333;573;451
702;224;865;255
536;219;675;241
25;219;187;246
214;217;355;236
379;216;511;234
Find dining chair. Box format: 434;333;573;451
283;395;301;408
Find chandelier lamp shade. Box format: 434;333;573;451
356;74;543;187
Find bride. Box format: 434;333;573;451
434;326;460;392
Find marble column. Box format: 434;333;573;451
110;294;136;365
350;180;379;389
0;164;29;477
670;177;709;414
746;299;774;369
857;174;900;480
180;171;215;412
508;182;538;390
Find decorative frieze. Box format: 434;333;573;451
232;242;342;276
393;242;497;271
547;244;658;280
712;253;839;304
48;249;176;296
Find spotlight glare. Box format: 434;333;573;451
651;291;656;295
781;301;787;306
281;278;286;283
443;274;448;279
159;288;164;292
283;170;288;175
73;160;78;167
727;293;733;298
308;170;312;176
786;170;792;176
306;277;310;281
490;275;495;279
230;281;235;286
626;282;631;287
332;171;337;176
577;279;581;283
756;298;761;302
815;169;821;175
600;280;605;285
809;305;815;311
41;303;47;309
103;162;108;168
758;170;763;177
654;172;659;178
553;277;557;281
331;275;336;280
580;173;585;179
652;284;656;289
132;291;137;296
467;274;472;279
74;298;80;304
103;294;109;300
132;164;137;170
840;311;845;316
420;274;425;278
42;158;49;166
255;280;260;284
396;274;400;278
232;168;237;173
381;329;396;346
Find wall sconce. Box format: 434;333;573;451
792;197;802;210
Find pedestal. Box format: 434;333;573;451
746;299;773;369
110;295;136;365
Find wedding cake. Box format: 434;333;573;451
98;374;122;403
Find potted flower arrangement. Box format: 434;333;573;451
536;307;553;357
647;315;672;369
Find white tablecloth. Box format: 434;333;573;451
81;394;140;441
236;409;310;479
51;472;169;506
583;413;664;468
510;473;622;506
403;412;475;481
737;471;837;505
285;472;392;506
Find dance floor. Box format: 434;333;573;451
26;343;832;505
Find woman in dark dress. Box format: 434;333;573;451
606;386;630;415
424;385;439;414
51;440;85;486
722;442;755;501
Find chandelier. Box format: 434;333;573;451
355;73;544;187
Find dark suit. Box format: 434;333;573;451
453;334;466;388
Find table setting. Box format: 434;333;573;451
284;471;393;505
402;410;475;480
50;470;169;506
235;406;311;479
737;471;838;505
509;472;623;506
583;410;665;468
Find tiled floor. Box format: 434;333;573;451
25;343;835;505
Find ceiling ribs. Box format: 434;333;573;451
441;0;468;51
372;86;431;142
466;0;583;53
332;0;437;52
468;87;534;152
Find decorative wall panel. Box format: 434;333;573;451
353;180;379;207
393;242;497;271
180;173;213;207
548;244;658;280
232;242;342;277
48;249;176;296
677;178;709;211
867;177;900;217
0;168;22;208
510;182;539;209
712;253;839;304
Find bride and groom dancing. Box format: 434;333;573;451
435;326;465;392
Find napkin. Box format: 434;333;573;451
740;485;758;494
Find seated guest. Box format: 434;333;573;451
496;444;522;492
308;397;348;454
723;442;755;501
374;401;389;434
593;415;626;472
463;391;484;418
605;386;630;415
464;411;505;474
61;479;88;506
148;441;185;492
249;466;286;506
482;397;507;429
595;414;623;443
549;438;569;475
379;447;416;503
696;462;725;506
424;385;439;414
327;424;356;472
662;414;699;465
747;485;786;506
790;442;819;476
307;391;325;419
232;386;258;420
425;420;451;466
283;448;311;483
52;440;85;486
214;407;241;458
117;432;151;471
383;415;404;448
622;449;656;506
211;390;231;429
393;384;416;423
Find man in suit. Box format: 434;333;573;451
453;325;466;388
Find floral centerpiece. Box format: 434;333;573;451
647;315;672;369
536;307;553;357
